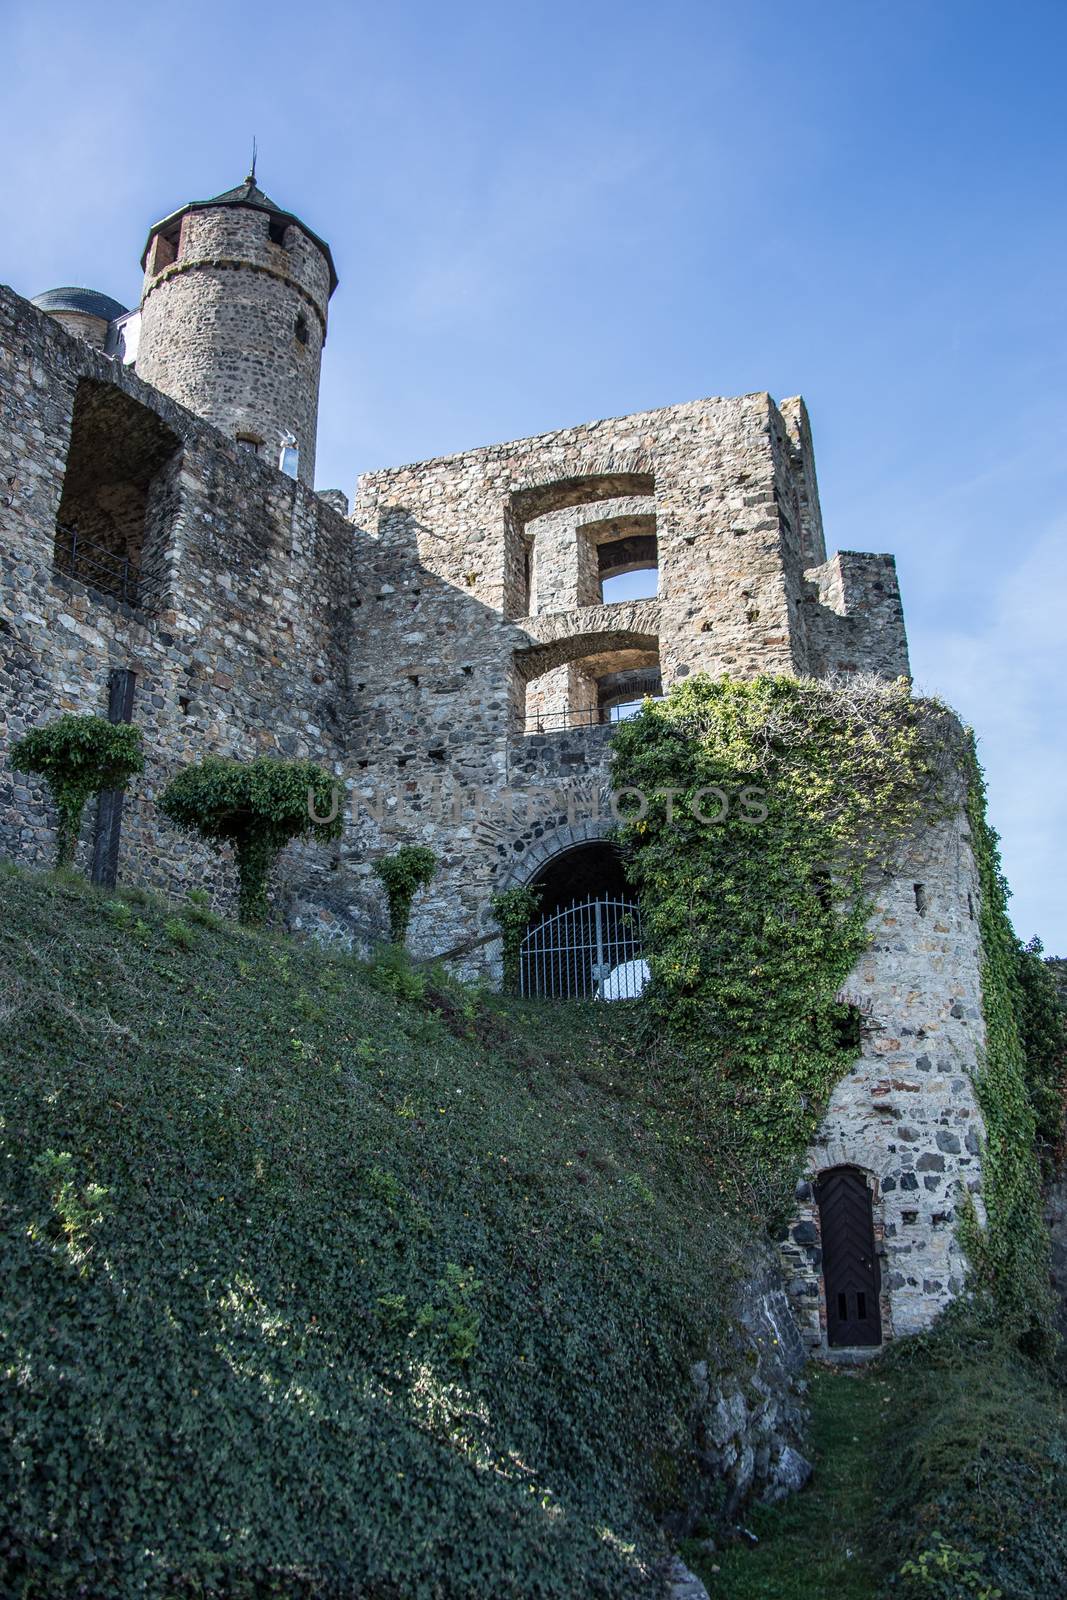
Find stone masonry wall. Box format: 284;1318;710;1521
805;551;909;679
341;393;910;968
136;204;331;484
41;308;110;350
778;808;988;1351
0;286;350;915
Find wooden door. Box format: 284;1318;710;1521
816;1167;882;1348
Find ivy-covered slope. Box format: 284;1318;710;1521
0;867;756;1600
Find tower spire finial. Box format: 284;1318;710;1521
247;136;257;186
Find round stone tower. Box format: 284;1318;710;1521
135;169;337;486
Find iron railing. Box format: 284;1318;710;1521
525;680;664;735
519;895;646;1001
54;523;139;605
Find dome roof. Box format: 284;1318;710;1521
31;286;129;321
141;172;338;294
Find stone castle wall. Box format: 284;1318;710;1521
335;393;909;964
0;281;984;1352
0;286;350;914
778;810;987;1348
136;205;331;484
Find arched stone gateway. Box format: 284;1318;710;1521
500;818;620;896
501;829;645;1001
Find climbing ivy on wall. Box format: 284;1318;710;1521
610;674;957;1211
960;744;1058;1356
1012;936;1067;1174
490;885;542;992
612;676;1058;1354
374;845;438;945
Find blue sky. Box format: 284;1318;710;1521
3;0;1064;946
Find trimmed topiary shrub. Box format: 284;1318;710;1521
158;756;342;925
374;845;437;945
10;712;144;869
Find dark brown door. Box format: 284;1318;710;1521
815;1167;882;1348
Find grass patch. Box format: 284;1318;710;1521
683;1322;1067;1600
683;1366;899;1600
878;1317;1067;1599
0;865;763;1599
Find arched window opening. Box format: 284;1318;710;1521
505;471;654;618
582;513;659;606
149;225;181;274
518;633;662;735
598;667;663;723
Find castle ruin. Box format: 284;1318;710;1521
0;171;989;1357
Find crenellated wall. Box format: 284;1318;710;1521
804;551;909;679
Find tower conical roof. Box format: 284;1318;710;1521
140;172;337;294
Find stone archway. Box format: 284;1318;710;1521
500;815;620;894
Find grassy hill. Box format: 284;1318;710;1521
0;866;762;1599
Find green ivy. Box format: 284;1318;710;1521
1012;937;1067;1173
158;756;342;924
610;674;956;1209
878;1312;1067;1597
0;864;761;1599
11;713;144;869
374;845;437;945
490;885;543;992
959;743;1057;1356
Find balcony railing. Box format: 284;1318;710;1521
54;524;139;605
525;682;664;735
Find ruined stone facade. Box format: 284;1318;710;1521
0;174;990;1355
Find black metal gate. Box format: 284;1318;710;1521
815;1167;882;1348
519;897;645;1000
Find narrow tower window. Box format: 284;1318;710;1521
294;314;309;345
150;226;181;274
268;217;288;246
